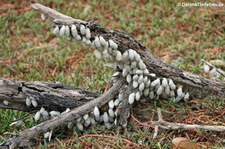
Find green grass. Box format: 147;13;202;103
0;0;224;148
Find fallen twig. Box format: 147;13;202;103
152;108;225;132
1;78;125;148
0;2;224;148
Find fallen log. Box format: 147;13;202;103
30;3;225;98
0;79;98;112
1;78;124;148
0;2;224;148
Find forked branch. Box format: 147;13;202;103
1;78;124;148
0;2;224;148
29;2;225;98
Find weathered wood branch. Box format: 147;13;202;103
152;108;225;132
0;2;224;148
30;2;225;98
0;79;98;112
1;78;125;148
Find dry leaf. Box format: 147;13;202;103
170;137;199;149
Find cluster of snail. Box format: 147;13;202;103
203;63;219;79
19;23;190;140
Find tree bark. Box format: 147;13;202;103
0;2;224;148
1;78;125;148
0;79;98;112
30;3;225;98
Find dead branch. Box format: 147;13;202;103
1;78;125;148
0;2;224;148
0;79;98;112
30;2;225;98
152;108;225;132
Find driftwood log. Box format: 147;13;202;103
0;2;224;148
0;78;124;147
0;79;98;112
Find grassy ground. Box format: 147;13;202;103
0;0;225;148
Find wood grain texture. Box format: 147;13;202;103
0;79;98;112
